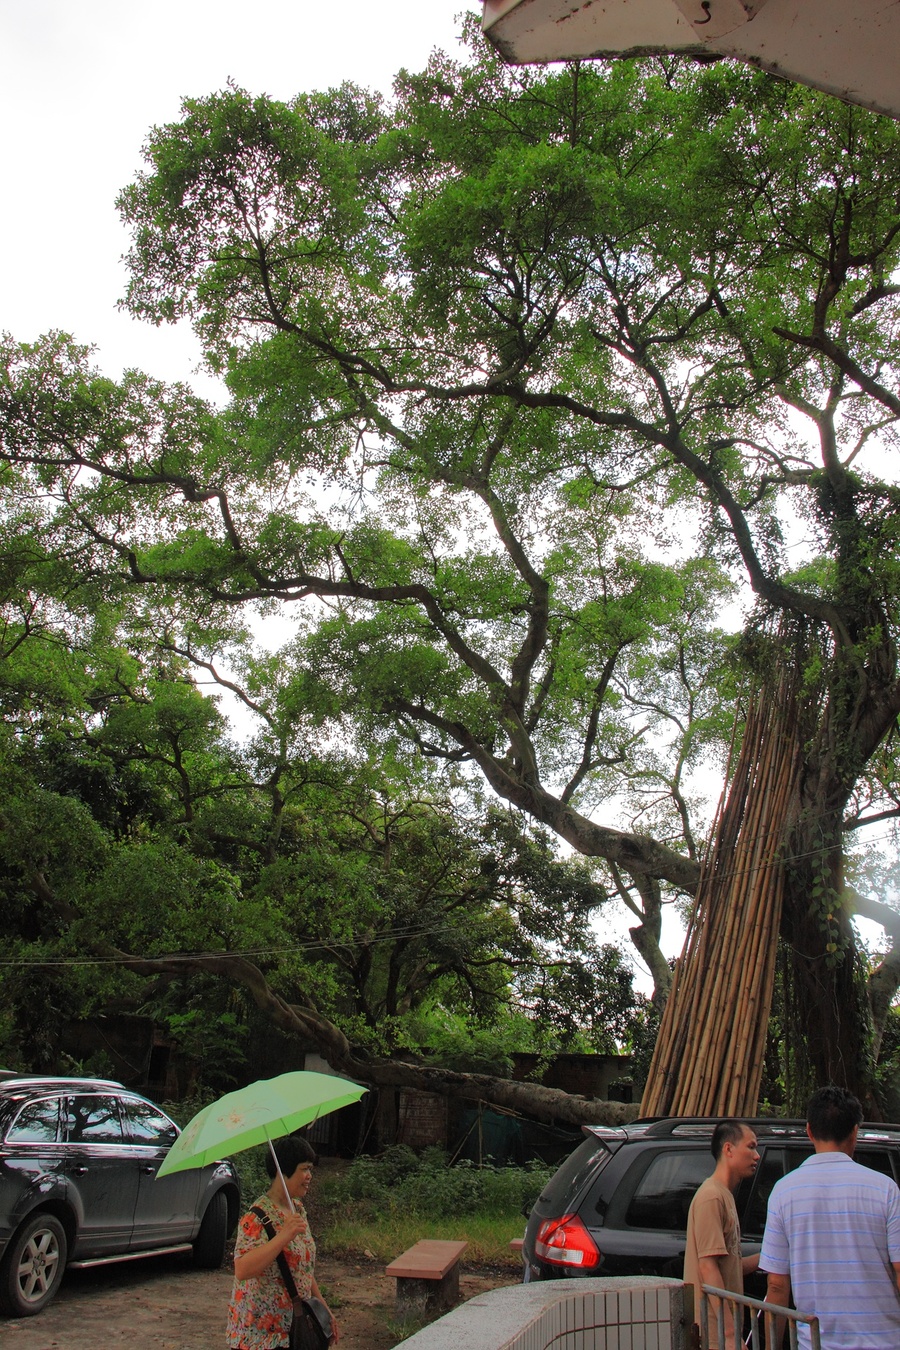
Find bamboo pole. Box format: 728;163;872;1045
639;646;803;1119
640;706;751;1115
715;686;796;1113
670;698;779;1112
644;724;748;1114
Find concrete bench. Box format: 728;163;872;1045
386;1238;468;1314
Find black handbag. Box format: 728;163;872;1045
289;1295;333;1350
250;1207;334;1350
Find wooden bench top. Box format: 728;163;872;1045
385;1238;468;1280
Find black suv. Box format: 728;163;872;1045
0;1076;240;1317
523;1117;900;1290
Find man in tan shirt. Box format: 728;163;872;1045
684;1120;760;1349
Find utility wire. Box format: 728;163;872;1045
1;828;898;970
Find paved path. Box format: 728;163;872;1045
3;1256;235;1350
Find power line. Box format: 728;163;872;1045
0;919;507;969
1;828;898;971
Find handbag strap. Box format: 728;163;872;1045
250;1205;299;1303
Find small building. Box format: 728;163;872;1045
386;1052;638;1164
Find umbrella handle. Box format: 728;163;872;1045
267;1134;296;1214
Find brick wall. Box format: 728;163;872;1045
398;1089;449;1148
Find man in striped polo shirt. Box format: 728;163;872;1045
760;1086;900;1349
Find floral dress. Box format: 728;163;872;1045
226;1194;316;1350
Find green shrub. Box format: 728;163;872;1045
328;1147;551;1221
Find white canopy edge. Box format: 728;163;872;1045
482;0;900;120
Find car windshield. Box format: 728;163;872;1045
120;1097;179;1146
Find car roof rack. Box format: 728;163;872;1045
641;1118;806;1137
639;1116;900;1140
0;1076;126;1090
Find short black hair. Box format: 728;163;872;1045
711;1119;749;1160
264;1133;317;1179
806;1085;863;1143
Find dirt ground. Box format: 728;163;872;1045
2;1251;517;1349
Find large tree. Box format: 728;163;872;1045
3;30;900;1101
0;604;647;1123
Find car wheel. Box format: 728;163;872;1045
192;1190;228;1269
0;1212;68;1317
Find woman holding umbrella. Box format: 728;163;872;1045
226;1135;338;1348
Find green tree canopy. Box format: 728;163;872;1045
3;28;900;1101
0;624;647;1118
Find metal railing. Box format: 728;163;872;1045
701;1283;821;1350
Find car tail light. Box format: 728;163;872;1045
534;1213;600;1269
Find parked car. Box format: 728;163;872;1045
522;1116;900;1294
0;1076;240;1316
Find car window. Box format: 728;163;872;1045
65;1094;124;1143
781;1144;896;1179
856;1148;895;1181
741;1146;789;1237
537;1138;614;1210
782;1145;810;1177
741;1144;895;1237
120;1097;178;1147
625;1148;715;1230
5;1096;62;1143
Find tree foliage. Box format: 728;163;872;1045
0;614;646;1115
3;27;900;1103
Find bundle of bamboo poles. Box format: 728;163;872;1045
640;658;803;1118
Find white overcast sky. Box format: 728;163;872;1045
0;1;479;391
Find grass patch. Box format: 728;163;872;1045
161;1115;546;1275
310;1145;548;1268
320;1208;526;1266
384;1309;434;1344
315;1281;343;1310
327;1145;550;1217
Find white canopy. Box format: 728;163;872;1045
482;0;900;120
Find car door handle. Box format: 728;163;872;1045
140;1165;157;1174
72;1166;88;1175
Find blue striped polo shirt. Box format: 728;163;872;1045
759;1150;900;1349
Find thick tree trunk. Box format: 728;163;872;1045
852;891;900;1060
779;908;872;1108
780;816;875;1109
629;921;672;1008
639;627;893;1120
772;624;900;1110
361;1060;638;1127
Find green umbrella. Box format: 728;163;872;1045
156;1070;367;1179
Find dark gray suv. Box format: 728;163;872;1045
523;1117;900;1291
0;1076;240;1316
